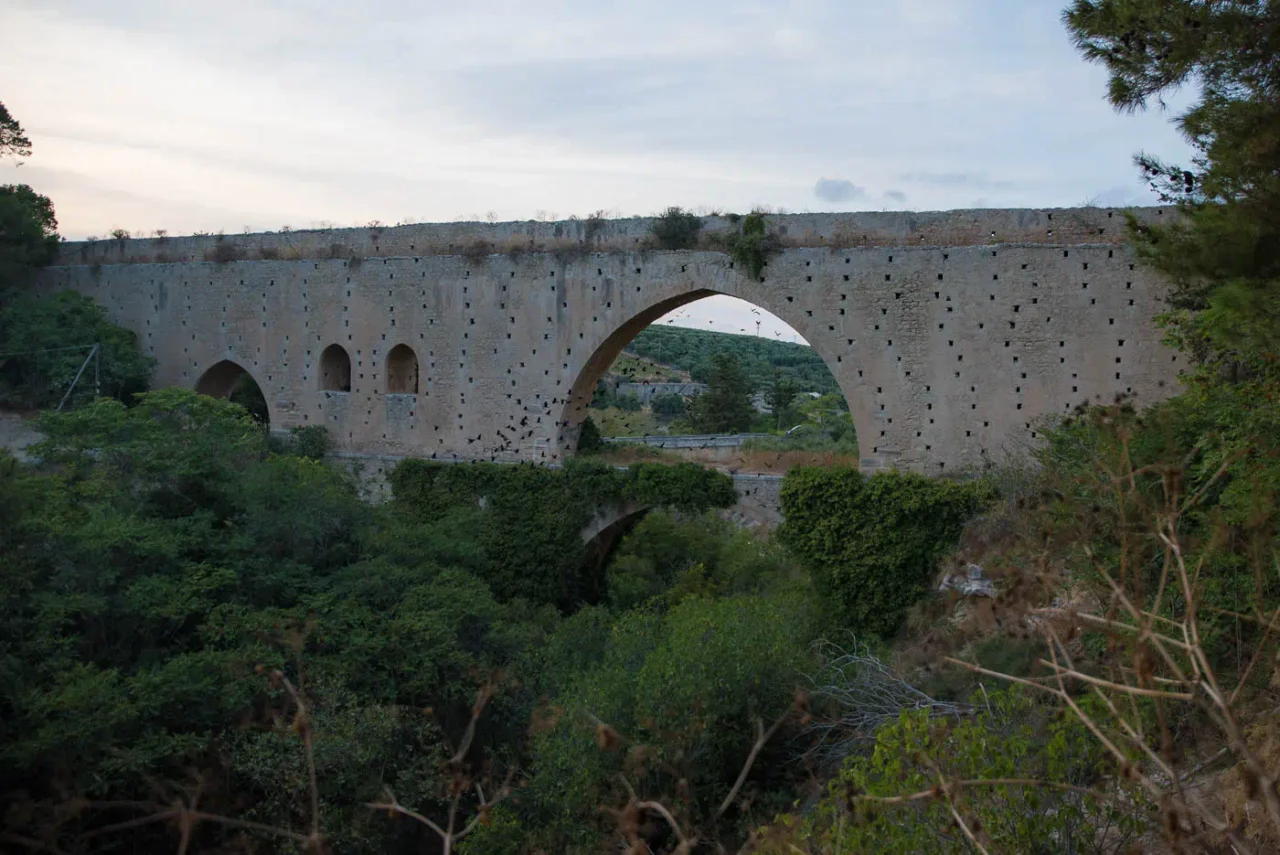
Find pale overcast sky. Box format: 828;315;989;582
0;0;1194;342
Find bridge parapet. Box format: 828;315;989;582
50;207;1169;268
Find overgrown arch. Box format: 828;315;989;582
558;284;869;460
320;344;352;392
386;343;419;394
195;359;271;424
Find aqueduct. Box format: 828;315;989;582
35;208;1184;472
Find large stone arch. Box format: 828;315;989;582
194;359;274;424
556;275;873;464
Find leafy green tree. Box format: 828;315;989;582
577;414;603;452
0;103;58;281
0;184;59;278
650;391;686;421
0;101;31;160
614;391;642;412
0;290;154;408
1061;2;1280;672
763;369;799;430
687;352;755;434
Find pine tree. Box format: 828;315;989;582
1064;0;1280;375
763;370;799;430
688;353;755;434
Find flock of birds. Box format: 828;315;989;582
659;305;788;339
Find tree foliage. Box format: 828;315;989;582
0;388;782;853
650;391;687;421
778;469;992;636
0;100;31;160
646;206;704;250
687;352;756;434
0;183;59;276
712;209;784;280
387;457;737;607
1064;0;1280;376
0;290;155;408
626;324;841;395
785;688;1147;854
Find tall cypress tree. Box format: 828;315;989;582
688;353;755;433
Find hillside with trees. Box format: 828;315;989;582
625;325;841;396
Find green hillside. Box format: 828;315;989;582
623;325;840;395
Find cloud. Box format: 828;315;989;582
1;0;1195;238
814;178;866;203
898;171;1015;190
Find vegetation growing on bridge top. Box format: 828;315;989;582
712;209;785;280
644;205;704;250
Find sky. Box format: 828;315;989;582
0;0;1195;342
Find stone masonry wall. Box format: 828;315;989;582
35;208;1185;473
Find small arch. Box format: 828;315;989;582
386;344;419;394
195;359;270;424
320;344;352;392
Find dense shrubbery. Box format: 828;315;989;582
646;206;704;250
0;389;786;853
779;687;1148;854
0;289;155;408
778;468;993;636
710;209;783;280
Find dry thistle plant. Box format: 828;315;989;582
591;690;809;854
928;403;1280;853
365;676;516;855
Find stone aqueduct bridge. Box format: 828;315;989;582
37;208;1184;472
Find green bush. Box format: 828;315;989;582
711;209;783;280
288;424;332;459
577;415;604;452
778;469;992;636
646;206;704;250
386;458;736;608
650;392;686;421
520;591;820;850
789;687;1149;853
605;509;802;611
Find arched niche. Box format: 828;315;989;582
195;359;270;424
386;343;419;394
320;344;352;392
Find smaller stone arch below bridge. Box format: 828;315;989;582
580;500;650;569
194;359;273;424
